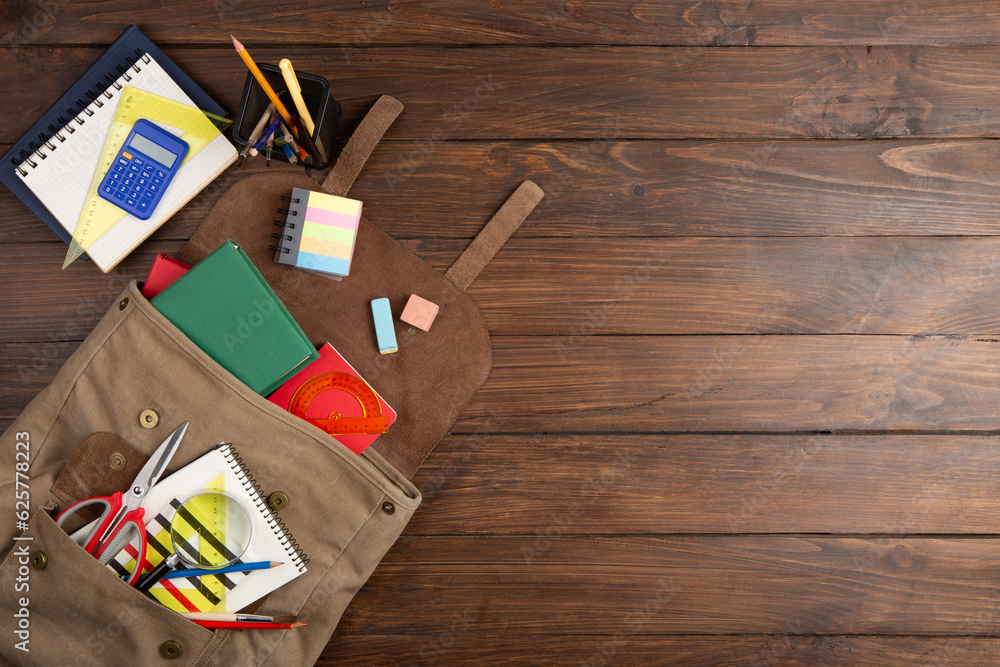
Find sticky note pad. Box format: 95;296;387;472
371;298;398;354
272;188;362;278
400;294;440;331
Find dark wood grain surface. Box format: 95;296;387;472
6;1;1000;47
3;2;1000;665
11;46;1000;142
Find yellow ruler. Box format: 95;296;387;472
63;86;231;269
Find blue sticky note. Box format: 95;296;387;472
371;298;398;354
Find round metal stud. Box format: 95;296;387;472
268;492;289;512
139;409;159;429
109;452;127;471
159;641;182;659
30;551;47;570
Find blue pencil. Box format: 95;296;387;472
252;117;282;152
162;560;283;580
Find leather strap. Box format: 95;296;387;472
322;95;404;196
321;97;543;291
445;180;544;291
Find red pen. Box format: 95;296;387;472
191;620;307;630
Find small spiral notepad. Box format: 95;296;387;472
271;187;363;279
110;443;308;613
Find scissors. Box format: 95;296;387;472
56;421;188;585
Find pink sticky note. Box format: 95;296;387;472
400;294;440;331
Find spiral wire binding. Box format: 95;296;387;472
14;51;151;177
271;204;302;256
221;443;310;571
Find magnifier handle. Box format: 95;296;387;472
136;553;180;593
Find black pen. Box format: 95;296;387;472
290;114;323;166
136;553;180;593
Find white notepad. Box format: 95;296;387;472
15;53;236;272
108;443;308;613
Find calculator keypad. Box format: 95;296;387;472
99;151;171;218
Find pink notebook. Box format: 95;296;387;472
267;343;396;454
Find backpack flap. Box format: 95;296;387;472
180;96;543;478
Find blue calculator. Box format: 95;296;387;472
98;118;189;220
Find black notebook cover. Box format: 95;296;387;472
0;24;226;245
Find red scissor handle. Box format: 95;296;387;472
56;491;123;553
95;507;147;586
55;492;148;586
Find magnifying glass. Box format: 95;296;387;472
136;492;253;593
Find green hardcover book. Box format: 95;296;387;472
151;239;319;396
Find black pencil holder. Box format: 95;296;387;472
233;63;340;169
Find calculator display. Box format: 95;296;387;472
127;133;178;168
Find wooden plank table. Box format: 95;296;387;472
4;2;1000;664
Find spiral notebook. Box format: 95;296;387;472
271;188;363;279
0;25;226;247
109;443;308;613
11;52;236;272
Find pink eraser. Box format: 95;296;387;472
400;294;440;331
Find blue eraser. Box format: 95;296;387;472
371;298;398;354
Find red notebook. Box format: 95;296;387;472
267;343;396;454
141;253;191;299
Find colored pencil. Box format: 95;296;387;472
163;560;283;580
252;117;282;153
230;36;322;165
191;620;307;630
242;104;274;161
278;122;304;160
230;36;297;138
182;613;297;623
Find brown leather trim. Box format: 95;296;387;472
445;180;545;291
321;95;404;196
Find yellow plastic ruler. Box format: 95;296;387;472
145;473;231;612
63;86;231;268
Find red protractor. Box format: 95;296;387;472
288;372;389;435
